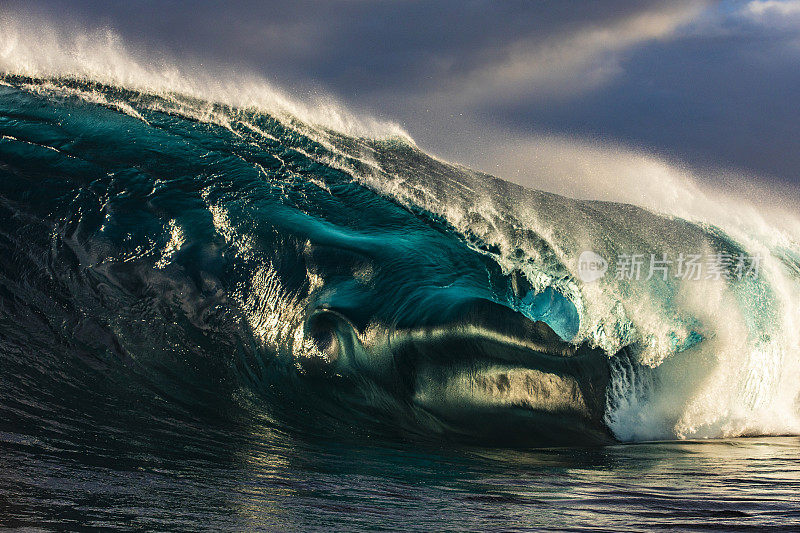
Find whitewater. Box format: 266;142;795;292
4;14;800;531
2;14;800;446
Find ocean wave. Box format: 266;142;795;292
1;30;799;447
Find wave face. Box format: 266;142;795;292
1;72;799;450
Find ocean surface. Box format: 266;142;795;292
1;57;800;530
3;433;800;531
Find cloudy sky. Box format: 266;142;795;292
5;0;800;189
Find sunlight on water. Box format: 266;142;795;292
1;11;800;531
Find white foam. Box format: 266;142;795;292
0;12;407;141
2;10;798;442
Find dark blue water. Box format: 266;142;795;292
1;76;799;530
3;433;799;531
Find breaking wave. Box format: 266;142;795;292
1;17;799;449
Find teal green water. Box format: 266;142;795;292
1;76;799;530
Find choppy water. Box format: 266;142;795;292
1;25;800;530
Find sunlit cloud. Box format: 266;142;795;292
739;1;800;56
745;0;800;18
2;0;798;184
430;2;707;105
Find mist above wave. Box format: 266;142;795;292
1;12;799;444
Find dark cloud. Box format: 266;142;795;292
8;0;680;90
4;0;799;185
476;2;800;183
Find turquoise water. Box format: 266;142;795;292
1;76;799;530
